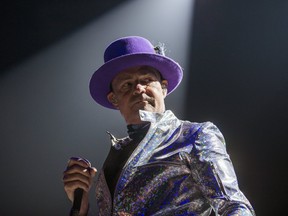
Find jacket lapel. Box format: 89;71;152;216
95;169;112;215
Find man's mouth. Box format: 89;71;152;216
132;96;154;107
133;100;149;106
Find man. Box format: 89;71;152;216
63;36;255;215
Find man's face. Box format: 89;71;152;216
107;66;168;125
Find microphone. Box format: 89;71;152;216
70;188;84;216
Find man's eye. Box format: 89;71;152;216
141;78;153;84
121;82;131;90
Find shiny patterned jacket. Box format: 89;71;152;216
95;110;255;215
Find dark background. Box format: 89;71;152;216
186;1;288;215
1;0;287;215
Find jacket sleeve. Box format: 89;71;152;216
189;122;255;216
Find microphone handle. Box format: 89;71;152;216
70;188;84;216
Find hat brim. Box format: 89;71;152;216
89;53;183;109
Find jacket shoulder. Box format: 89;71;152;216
180;120;216;135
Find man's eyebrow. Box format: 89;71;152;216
113;74;133;83
138;66;162;80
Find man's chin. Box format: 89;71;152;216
134;103;155;112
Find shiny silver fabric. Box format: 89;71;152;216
95;110;255;215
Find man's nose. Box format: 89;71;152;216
133;83;146;95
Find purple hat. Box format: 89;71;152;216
89;36;183;109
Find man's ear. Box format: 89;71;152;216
161;80;168;97
107;92;119;108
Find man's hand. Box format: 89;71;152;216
63;157;97;215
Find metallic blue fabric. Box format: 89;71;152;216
95;110;255;215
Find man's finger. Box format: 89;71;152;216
67;157;91;168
